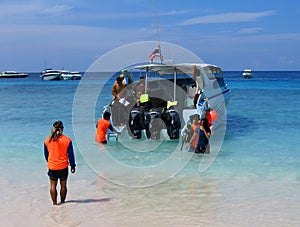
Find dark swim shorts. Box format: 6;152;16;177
195;144;210;154
48;168;69;181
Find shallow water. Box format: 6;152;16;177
1;71;300;226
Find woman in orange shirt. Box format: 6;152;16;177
44;121;76;205
186;116;200;152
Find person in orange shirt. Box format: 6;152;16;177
186;114;200;152
95;112;120;144
44;121;76;205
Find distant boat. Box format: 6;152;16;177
60;70;73;80
242;69;254;78
41;69;82;81
0;71;29;78
60;71;82;80
70;71;82;80
40;69;62;81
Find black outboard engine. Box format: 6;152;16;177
149;107;164;140
163;107;181;140
128;106;151;139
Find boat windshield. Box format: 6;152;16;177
4;71;18;74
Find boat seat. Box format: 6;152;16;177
149;89;164;108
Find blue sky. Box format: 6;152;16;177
0;0;299;71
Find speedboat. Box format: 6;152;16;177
60;70;73;80
40;69;62;81
0;71;28;78
70;71;82;80
242;69;254;78
103;63;231;140
60;71;82;80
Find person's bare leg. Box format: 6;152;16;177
50;179;58;205
60;179;67;204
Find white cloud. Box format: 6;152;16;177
37;4;73;16
179;10;277;26
0;1;74;27
0;2;39;16
79;9;190;20
0;2;72;17
0;1;189;28
238;27;263;34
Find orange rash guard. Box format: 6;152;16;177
191;124;199;148
95;118;112;143
44;135;75;170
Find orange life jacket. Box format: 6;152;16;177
44;135;71;170
95;118;111;143
191;124;199;148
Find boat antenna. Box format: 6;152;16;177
154;0;160;45
154;0;163;64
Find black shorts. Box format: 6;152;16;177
48;168;69;181
195;144;210;154
100;140;107;144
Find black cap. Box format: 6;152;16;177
53;120;64;129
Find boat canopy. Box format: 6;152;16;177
243;69;252;72
133;63;222;76
2;71;18;74
127;63;222;103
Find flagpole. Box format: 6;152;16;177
154;0;162;64
154;0;160;45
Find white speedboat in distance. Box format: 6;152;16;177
242;69;254;78
0;71;28;78
61;71;82;80
60;70;73;80
103;63;231;140
70;71;82;80
40;69;62;81
42;69;82;80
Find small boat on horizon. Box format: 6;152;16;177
40;69;82;80
0;71;29;78
242;69;254;78
40;69;62;81
60;71;82;80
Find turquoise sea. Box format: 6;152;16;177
1;71;300;226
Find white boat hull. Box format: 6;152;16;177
242;69;253;78
0;71;28;78
59;71;82;80
61;75;73;80
41;74;61;81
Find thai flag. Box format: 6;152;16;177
149;46;162;63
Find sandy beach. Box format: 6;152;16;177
2;165;300;227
